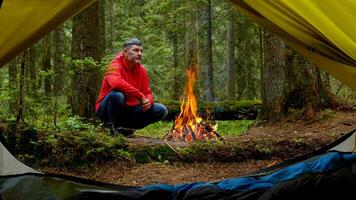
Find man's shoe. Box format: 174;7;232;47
116;127;135;138
104;122;118;135
103;122;135;137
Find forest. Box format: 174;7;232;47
0;0;355;186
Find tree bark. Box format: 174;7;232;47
107;0;116;54
322;70;331;91
226;11;235;100
16;52;27;125
185;1;198;68
71;1;105;119
245;38;257;100
284;50;336;118
259;31;286;121
27;46;37;96
53;25;65;95
172;34;181;100
42;35;52;96
8;58;18;114
204;0;214;102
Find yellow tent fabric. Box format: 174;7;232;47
0;0;96;67
230;0;356;90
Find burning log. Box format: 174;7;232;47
164;120;221;142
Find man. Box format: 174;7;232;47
96;38;168;137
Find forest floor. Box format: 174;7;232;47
39;110;355;187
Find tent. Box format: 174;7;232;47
230;0;356;90
1;0;355;90
0;0;96;67
0;0;356;199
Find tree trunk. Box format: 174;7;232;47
245;38;256;100
226;11;235;100
172;34;180;100
98;1;106;59
107;0;116;54
284;50;336;118
258;27;263;100
8;58;18;114
16;52;27;125
259;27;264;72
42;35;52;96
322;70;331;91
71;1;105;119
185;1;198;69
53;25;65;95
259;31;286;122
204;0;214;102
27;46;37;96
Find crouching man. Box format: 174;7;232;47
95;38;168;137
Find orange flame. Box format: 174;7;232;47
174;67;200;130
170;66;218;142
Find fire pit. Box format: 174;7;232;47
164;66;221;142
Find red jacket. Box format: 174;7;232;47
95;52;154;111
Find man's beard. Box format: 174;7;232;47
134;58;142;64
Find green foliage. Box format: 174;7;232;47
57;116;96;131
216;120;255;136
152;146;176;162
286;108;305;121
178;140;226;162
132;147;152;164
292;137;306;145
135;121;172;138
71;57;97;70
286;108;336;122
0;91;12;121
317;109;335;121
254;144;272;155
130;145;176;164
38;68;55;79
35;130;128;165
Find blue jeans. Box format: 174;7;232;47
96;91;168;129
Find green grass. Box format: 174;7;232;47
135;121;173;138
215;120;255;136
135;120;255;138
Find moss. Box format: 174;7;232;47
132;147;152;164
254;144;272;157
317;109;335;121
152;146;176;162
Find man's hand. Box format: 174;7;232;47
141;98;151;112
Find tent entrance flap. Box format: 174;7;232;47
0;0;96;67
229;0;356;90
0;142;40;176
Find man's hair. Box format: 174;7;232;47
123;38;143;48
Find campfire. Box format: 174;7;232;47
164;66;221;142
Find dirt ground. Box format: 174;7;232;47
39;110;355;187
